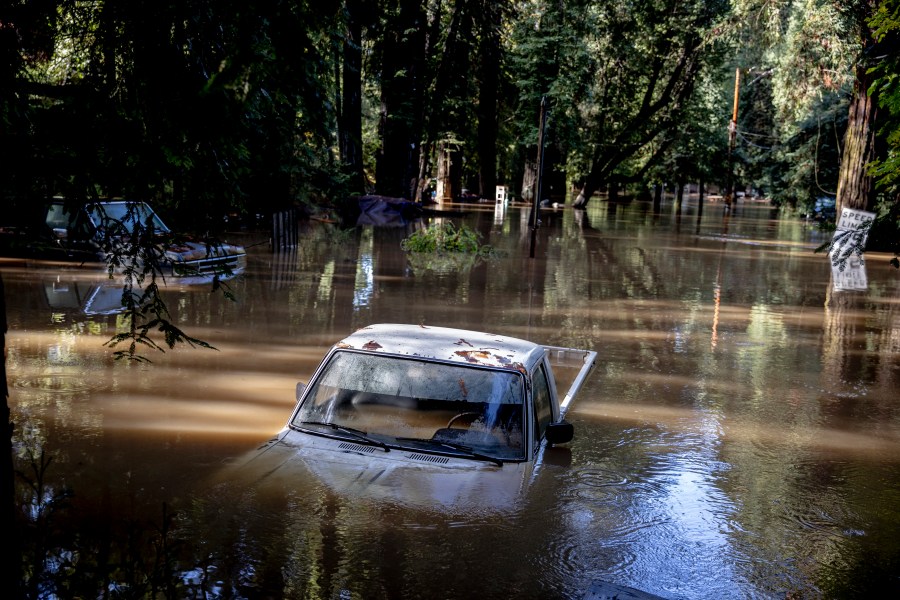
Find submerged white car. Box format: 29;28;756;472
238;324;597;512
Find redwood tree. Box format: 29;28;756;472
836;1;880;214
474;0;507;199
339;0;369;194
836;64;878;213
373;0;428;199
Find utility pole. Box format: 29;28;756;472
724;68;740;208
530;96;549;259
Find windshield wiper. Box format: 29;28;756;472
297;420;390;452
394;436;505;467
434;441;503;467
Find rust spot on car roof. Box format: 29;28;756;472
362;340;382;351
454;338;474;347
453;349;523;370
454;350;491;363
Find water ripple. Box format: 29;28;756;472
14;373;97;393
575;468;630;489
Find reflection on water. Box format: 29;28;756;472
4;199;900;598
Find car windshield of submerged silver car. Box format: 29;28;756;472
86;203;169;235
292;350;526;461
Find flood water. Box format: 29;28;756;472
4;197;900;599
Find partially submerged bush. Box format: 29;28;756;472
401;222;497;275
405;250;483;275
401;222;493;255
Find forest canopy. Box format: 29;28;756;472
1;0;898;236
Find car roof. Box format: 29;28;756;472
335;324;546;371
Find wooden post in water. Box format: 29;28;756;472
272;211;279;250
653;183;663;215
674;180;685;214
697;178;705;220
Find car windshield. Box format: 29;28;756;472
86;202;169;234
292;350;526;461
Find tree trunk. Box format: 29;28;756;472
674;179;685;214
411;2;442;201
414;141;434;203
543;144;567;204
375;0;425;198
836;65;877;215
521;156;536;204
573;174;599;209
340;0;365;194
476;0;500;199
436;141;461;202
697;178;705;219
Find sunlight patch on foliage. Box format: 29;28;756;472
401;222;492;255
400;222;496;274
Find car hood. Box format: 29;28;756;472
227;429;533;515
163;239;245;261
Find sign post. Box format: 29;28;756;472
829;207;875;291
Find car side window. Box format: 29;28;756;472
45;204;90;241
45;205;70;231
532;363;552;442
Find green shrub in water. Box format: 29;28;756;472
401;222;492;255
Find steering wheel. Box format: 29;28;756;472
446;411;482;429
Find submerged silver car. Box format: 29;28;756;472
235;324;596;512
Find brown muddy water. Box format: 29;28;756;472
4;198;899;599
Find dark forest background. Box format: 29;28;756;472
2;0;899;236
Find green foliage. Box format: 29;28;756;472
401;221;497;275
103;285;219;363
401;221;493;255
91;203;235;361
0;2;351;364
405;250;485;275
507;0;732;201
729;0;861;121
864;0;900;266
764;94;847;208
725;0;868;208
2;0;895;262
868;0;900;195
868;198;900;268
1;0;345;223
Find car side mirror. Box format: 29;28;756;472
545;420;574;445
295;382;306;402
